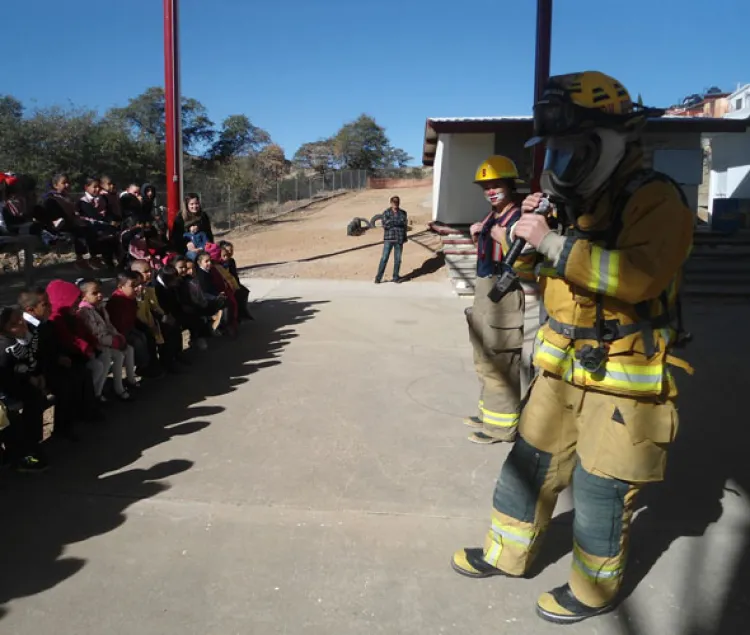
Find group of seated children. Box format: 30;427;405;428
0;242;251;473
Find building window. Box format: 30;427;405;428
737;98;743;111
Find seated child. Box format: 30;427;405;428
155;264;210;353
19;287;97;441
131;259;187;372
183;259;224;333
195;249;238;337
76;278;137;401
219;240;252;321
107;270;158;377
184;223;209;261
0;306;48;471
121;218;166;270
46;279;106;406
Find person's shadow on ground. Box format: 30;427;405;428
0;296;326;619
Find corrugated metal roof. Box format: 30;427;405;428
427;116;532;123
422;114;749;166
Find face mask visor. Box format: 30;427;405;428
542;134;601;190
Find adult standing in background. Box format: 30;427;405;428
374;195;408;284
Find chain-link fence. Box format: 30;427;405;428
184;169;368;231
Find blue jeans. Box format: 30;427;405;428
376;241;403;281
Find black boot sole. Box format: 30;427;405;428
535;602;614;624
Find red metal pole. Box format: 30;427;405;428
531;0;552;191
164;0;183;233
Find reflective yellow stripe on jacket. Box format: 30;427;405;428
533;330;670;397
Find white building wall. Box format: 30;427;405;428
725;84;750;119
432;132;495;225
708;130;750;217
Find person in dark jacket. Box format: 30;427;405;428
0;306;48;471
19;288;99;441
156;264;211;353
76;177;118;268
374;195;408;284
41;174;96;270
170;193;214;253
140;183;157;219
119;184;143;221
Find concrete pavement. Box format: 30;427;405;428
0;278;748;635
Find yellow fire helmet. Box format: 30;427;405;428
474;155;522;184
526;71;661;147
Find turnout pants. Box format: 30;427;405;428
520;289;541;400
483;372;678;608
466;276;525;440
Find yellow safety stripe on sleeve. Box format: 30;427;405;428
572;544;623;581
480;406;519;429
590;245;620;295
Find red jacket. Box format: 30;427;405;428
46;279;98;359
107;289;138;335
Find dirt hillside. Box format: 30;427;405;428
227;186;446;282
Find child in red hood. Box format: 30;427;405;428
46;279;109;404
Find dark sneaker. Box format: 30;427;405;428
451;548;521;579
14;455;49;473
393;276;402;284
536;584;614;624
374;278;381;284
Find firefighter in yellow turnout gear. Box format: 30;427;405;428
464;156;539;444
452;71;694;624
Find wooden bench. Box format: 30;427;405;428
0;234;41;287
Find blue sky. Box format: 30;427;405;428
3;0;748;164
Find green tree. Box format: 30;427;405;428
333;114;392;171
256;143;287;181
109;86;215;153
292;140;338;173
386;147;413;169
208;114;272;162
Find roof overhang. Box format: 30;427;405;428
422;115;749;166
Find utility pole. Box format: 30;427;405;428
164;0;183;233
